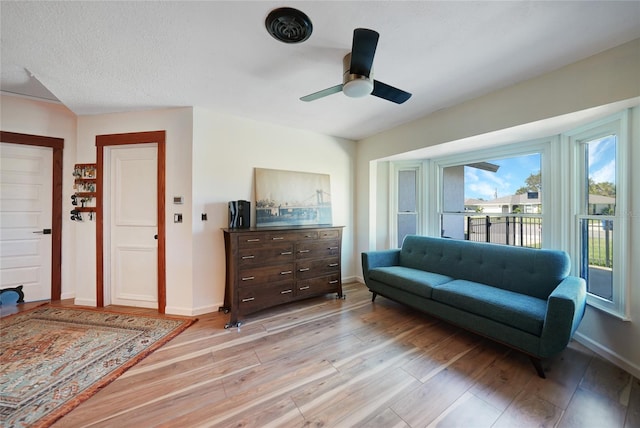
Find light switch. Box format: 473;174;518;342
174;213;183;223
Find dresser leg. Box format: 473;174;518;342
224;320;242;329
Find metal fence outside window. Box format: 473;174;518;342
464;215;542;249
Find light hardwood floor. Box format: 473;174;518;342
12;282;640;427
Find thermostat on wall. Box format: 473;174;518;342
173;196;184;205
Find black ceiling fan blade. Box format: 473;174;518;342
300;84;343;102
350;28;379;77
371;80;412;104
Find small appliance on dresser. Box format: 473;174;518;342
228;200;250;228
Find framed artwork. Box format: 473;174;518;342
255;168;332;227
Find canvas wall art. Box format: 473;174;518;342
255;168;332;227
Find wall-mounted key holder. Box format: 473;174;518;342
72;163;97;220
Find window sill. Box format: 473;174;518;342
586;294;630;321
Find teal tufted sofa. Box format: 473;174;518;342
361;235;587;377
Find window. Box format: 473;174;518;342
389;110;631;319
438;151;544;248
569;112;629;319
393;165;421;247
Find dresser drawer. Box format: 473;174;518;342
296;274;340;297
319;229;340;240
295;240;340;260
238;244;294;267
239;231;310;246
237;233;269;248
291;230;319;241
296;257;340;280
238;281;295;313
238;263;295;286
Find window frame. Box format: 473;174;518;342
390;162;423;248
566;111;630;320
430;138;556;247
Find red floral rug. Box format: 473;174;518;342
0;306;195;427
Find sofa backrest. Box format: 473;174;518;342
399;235;571;300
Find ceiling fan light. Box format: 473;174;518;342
343;77;373;98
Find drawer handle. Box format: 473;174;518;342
242;297;255;302
299;286;310;290
298;250;310;253
246;238;260;242
299;268;310;272
281;251;293;255
280;270;292;275
328;246;338;250
280;289;293;294
304;235;314;238
241;255;255;260
272;237;284;240
329;280;339;284
328;263;339;267
241;276;255;281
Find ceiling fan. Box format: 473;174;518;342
300;28;411;104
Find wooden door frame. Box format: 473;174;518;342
0;131;64;301
95;131;166;313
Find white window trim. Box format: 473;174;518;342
430;137;557;247
565;110;630;320
390;161;423;248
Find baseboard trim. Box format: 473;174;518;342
73;298;96;307
342;275;359;284
165;304;220;317
573;331;640;379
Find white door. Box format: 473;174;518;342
108;145;158;308
0;143;52;301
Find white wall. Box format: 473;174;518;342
75;108;194;314
192;108;356;314
356;39;640;376
0;95;78;299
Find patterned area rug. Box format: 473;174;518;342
0;306;195;427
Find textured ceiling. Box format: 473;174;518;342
2;1;639;140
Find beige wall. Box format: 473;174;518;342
75;108;195;313
191;108;356;314
0;99;356;317
356;39;640;377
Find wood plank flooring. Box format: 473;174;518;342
8;282;639;427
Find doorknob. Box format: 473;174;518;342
154;234;158;240
33;229;52;235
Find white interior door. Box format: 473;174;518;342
0;143;52;301
108;145;158;308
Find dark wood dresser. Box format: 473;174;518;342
221;225;344;328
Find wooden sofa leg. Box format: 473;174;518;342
371;291;377;302
529;356;546;379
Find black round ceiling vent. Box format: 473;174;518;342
265;7;312;44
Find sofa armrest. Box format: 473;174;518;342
361;249;400;285
539;276;587;357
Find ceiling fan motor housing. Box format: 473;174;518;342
342;53;373;98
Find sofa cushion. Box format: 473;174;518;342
369;266;453;299
432;279;547;336
399;236;570;300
